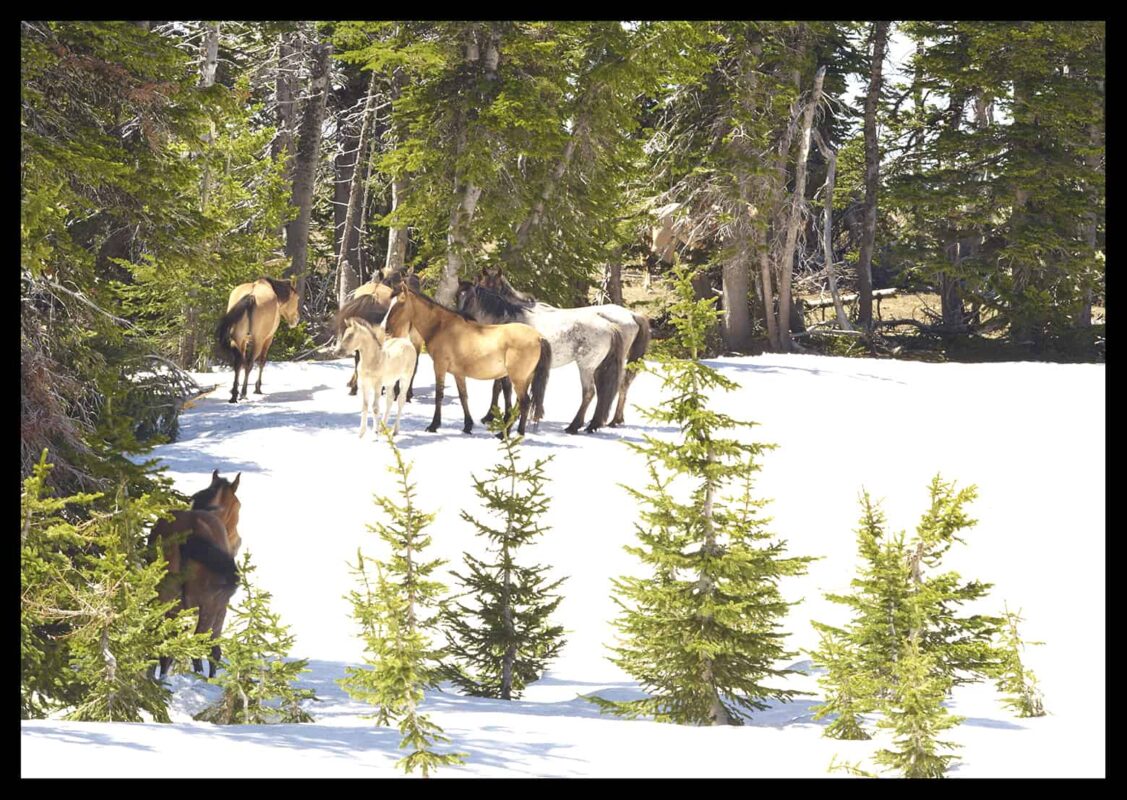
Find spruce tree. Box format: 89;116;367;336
21;451;212;722
194;551;317;724
813;476;1004;750
597;263;812;726
339;431;464;776
443;412;566;700
989;604;1046;718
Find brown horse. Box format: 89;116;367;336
335;270;423;401
215;276;300;403
149;470;242;678
384;284;551;436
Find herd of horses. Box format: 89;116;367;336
155;267;652;678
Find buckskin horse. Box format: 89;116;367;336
148;470;242;679
215;276;300;403
383;283;551;437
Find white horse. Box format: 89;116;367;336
456;282;624;434
337;318;418;437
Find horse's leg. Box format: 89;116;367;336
359;380;370;438
426;367;445;433
208;603;229;679
482;380;503;424
349;352;359;395
229;356;242;403
454;374;473;434
393;374;407;435
502;377;513;418
159;655;173;678
512;377;531;437
253;335;274;394
610;333;632;427
566;366;596;435
240;338;253;399
406;348;419;403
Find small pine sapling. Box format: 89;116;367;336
194;551;317;724
443;410;566;700
990;604;1046;718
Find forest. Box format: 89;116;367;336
21;21;1104;778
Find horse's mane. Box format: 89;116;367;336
493;274;537;306
462;284;529;323
404;288;476;322
380;269;421;291
261;276;294;303
190;477;234;512
335;293;388;336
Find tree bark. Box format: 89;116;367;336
721;255;753;352
436;28;494;306
284;40;332;301
778;65;826;352
273;31;301;184
384;67;410;277
857;21;888;332
812;130;851;331
336;71;380;309
606;261;623;305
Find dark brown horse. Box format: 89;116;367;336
384;283;551;436
149;471;243;678
335;269;423;400
216;276;300;403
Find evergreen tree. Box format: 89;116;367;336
812;476;1002;742
21;451;211;722
339;431;464;776
443;412;566;700
194;551;317;724
597;264;812;726
989;604;1046;718
872;634;964;779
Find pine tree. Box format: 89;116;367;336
813;476;1003;746
989;604;1046;718
872;635;964;778
21;451;212;722
597;263;812;726
443;412;566;700
194;551;317;724
339;431;464;776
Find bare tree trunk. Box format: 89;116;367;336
606;261;623;305
180;21;219;369
778;65;826;352
336;72;379;309
812;130;851;331
721;254;753;351
273;30;301;211
857;22;888;332
437;28;494;306
384;68;410;277
284;40;332;300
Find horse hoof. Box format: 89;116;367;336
585;425;600;434
609;419;623;427
463;426;474;435
253;388;263;395
425;425;439;433
565;425;580;435
228;397;238;404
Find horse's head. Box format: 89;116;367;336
384;283;414;339
455;280;475;311
191;470;242;555
338;318;383;355
280;276;301;327
477;266;504;291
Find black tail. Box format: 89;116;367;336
180;536;239;591
215;295;256;367
531;338;552;422
627;313;651;365
589;327;624;430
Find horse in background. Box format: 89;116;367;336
335;269;423;400
384;283;551;437
215;276;300;404
457;282;622;434
337;318;417;437
149;470;243;679
478;267;651;427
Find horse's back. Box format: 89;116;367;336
227;282;256;312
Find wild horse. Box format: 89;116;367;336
149;470;243;679
335;269;423;401
456;281;622;434
337;317;418;437
383;283;551;437
215;276;300;403
477;267;651;427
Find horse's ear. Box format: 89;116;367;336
211;469;220;483
231;473;241;493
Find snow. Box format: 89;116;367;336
22;353;1105;777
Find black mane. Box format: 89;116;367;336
405;288;476;322
459;284;529;324
261;276;293;302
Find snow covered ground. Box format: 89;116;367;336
22;353;1105;777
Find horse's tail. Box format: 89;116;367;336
627;313;652;365
180;535;239;592
215;295;256;367
531;338;552;422
590;327;624;430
